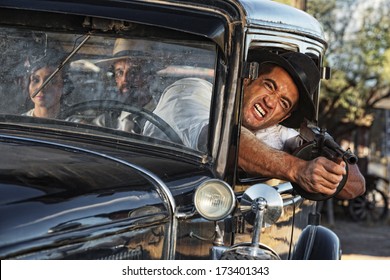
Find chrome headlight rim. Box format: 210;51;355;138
194;179;236;221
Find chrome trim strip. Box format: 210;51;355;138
283;195;304;207
0;134;177;259
275;182;294;194
275;182;304;207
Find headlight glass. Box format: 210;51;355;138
194;179;235;220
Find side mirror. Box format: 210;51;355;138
240;183;283;227
219;183;285;260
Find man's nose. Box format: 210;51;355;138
264;93;278;108
129;73;143;86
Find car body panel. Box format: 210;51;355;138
0;129;215;259
0;0;339;260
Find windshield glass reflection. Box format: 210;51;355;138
0;27;216;152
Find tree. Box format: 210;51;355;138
307;0;390;142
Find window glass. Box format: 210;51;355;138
0;25;216;152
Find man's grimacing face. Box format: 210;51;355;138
242;65;299;131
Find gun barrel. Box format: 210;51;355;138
324;138;358;165
342;151;358;165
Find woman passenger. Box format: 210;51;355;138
23;49;70;118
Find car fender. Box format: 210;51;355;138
292;225;341;260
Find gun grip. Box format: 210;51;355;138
292;141;347;201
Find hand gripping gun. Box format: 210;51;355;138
290;121;358;201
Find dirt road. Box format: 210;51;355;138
325;217;390;260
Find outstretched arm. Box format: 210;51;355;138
239;127;365;198
335;163;365;199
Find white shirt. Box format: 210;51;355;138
143;78;212;150
254;124;299;151
144;77;298;151
22;109;34;116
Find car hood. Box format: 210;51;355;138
0;133;211;256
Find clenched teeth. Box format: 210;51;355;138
254;103;265;117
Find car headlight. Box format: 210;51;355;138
194;179;235;220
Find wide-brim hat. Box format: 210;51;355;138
94;38;154;66
247;50;320;128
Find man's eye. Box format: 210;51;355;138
115;70;124;78
280;99;290;110
263;81;274;91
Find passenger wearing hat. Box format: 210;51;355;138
92;38;156;131
144;49;365;199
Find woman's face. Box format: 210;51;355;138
28;66;64;109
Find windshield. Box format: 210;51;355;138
0;21;216;153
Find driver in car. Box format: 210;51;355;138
90;38;156;132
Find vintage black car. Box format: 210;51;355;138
0;0;340;260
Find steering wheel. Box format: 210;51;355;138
60;100;183;144
292;141;348;201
